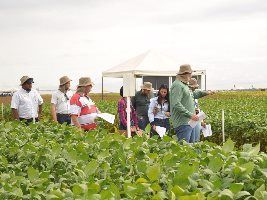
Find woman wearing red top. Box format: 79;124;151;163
70;77;100;131
118;86;140;134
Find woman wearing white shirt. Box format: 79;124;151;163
51;76;73;124
148;84;170;137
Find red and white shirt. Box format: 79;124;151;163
70;93;99;130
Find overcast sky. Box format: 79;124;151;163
0;0;267;92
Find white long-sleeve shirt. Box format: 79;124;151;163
148;97;169;123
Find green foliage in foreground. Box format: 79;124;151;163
0;121;267;199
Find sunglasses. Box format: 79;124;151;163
64;93;69;100
25;80;34;84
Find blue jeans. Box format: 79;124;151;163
174;125;195;143
57;114;71;125
138;116;150;131
191;122;201;142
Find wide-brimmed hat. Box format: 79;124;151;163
59;76;72;86
177;64;193;75
189;78;199;88
78;77;94;87
20;76;34;86
141;82;153;91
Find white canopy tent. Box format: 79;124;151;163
102;50;206;96
101;50;206;138
103;50;186;77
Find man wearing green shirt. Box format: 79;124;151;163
132;82;153;130
170;64;208;143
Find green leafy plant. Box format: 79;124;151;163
0;121;267;199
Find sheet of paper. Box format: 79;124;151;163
87;113;98;123
155;126;166;138
201;124;212;137
207;124;212;136
188;111;206;128
97;113;115;124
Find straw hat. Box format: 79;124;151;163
20;76;34;86
141;82;153;91
78;77;94;87
189;78;199;88
59;76;72;86
177;64;193;75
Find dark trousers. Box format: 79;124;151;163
19;118;39;125
138;115;150;131
57;114;71;125
119;123;128;130
150;118;170;137
119;123;138;137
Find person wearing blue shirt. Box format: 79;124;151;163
189;78;215;142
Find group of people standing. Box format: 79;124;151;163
11;76;100;131
117;64;214;143
10;64;213;143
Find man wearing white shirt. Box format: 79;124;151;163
51;76;73;124
11;76;43;124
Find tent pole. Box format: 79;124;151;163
126;96;131;138
205;74;207;90
101;76;104;100
134;75;136;92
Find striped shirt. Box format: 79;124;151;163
70;93;99;130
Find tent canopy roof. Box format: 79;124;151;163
102;50;206;78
